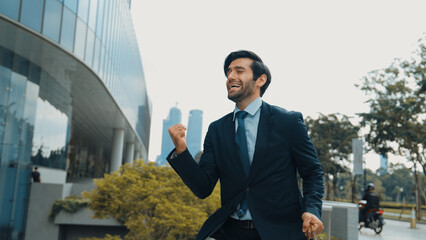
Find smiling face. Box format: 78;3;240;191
226;58;256;103
226;58;260;107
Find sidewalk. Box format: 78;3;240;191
359;219;426;240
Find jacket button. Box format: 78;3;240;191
246;186;250;191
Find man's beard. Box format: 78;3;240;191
227;85;255;103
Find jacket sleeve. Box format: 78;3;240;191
290;112;324;219
167;124;218;199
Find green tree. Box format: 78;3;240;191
83;161;221;240
306;113;359;200
406;36;426;95
400;36;426;175
378;163;414;202
337;168;383;201
358;35;426;219
358;42;425;175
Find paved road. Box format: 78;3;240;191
359;219;426;240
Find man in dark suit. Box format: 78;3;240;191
168;50;324;240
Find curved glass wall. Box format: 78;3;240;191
0;0;149;149
0;46;71;239
0;1;150;238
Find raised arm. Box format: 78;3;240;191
167;124;218;199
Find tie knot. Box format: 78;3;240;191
236;111;248;120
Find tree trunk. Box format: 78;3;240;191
351;173;357;203
414;163;422;221
325;174;331;200
332;174;338;201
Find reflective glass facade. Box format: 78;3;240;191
0;0;150;239
157;107;182;166
0;47;70;239
0;0;148;138
187;110;203;158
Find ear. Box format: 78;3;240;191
256;74;267;88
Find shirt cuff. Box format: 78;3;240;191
170;150;179;159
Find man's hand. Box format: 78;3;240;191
302;212;324;239
168;124;187;154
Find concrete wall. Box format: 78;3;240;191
25;183;63;240
55;208;121;226
37;167;67;184
321;205;333;239
323;201;358;240
25;182;125;240
56;208;127;240
61;225;127;240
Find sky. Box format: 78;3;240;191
130;0;426;171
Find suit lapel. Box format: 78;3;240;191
248;102;271;180
223;114;248;180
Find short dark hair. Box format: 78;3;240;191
223;50;271;96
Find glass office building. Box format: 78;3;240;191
187;110;203;158
156;106;181;166
0;0;151;239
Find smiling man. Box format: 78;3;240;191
168;50;324;240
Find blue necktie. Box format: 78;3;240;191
235;111;250;218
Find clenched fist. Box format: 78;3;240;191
168;124;187;154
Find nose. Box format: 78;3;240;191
227;70;237;81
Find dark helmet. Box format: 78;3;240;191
367;183;375;191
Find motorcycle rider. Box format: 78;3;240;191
359;183;380;223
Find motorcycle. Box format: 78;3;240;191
358;200;385;234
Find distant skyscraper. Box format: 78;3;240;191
379;153;388;175
187;110;203;158
157;105;182;165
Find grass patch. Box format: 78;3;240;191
382;208;426;224
317;232;340;240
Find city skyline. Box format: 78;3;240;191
156;106;203;165
157;105;181;165
131;0;426;171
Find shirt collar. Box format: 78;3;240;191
233;97;262;121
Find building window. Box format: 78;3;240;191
60;6;76;52
42;0;62;43
20;0;45;32
0;0;21;20
31;97;68;170
20;79;40;164
88;0;98;30
64;0;78;13
92;37;101;73
0;65;11;157
95;0;104;38
74;18;87;60
2;72;27;164
85;29;95;67
77;0;89;23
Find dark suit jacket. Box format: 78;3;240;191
167;101;324;240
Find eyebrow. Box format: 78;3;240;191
227;66;246;75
